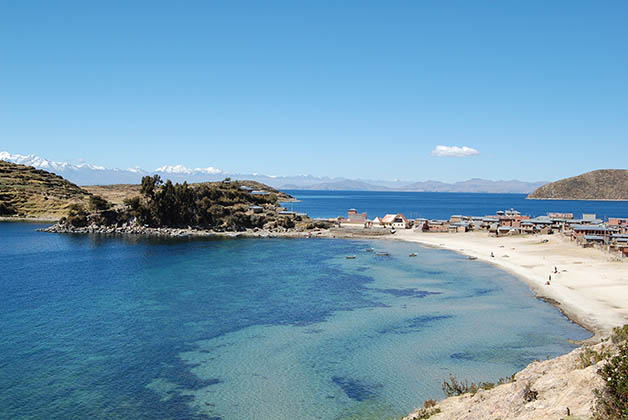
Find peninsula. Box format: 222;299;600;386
528;169;628;201
42;174;331;236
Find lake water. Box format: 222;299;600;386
282;190;628;220
0;221;590;420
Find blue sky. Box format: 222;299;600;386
1;1;626;182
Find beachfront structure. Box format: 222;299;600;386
371;217;384;228
449;222;470;233
251;190;270;196
571;225;617;241
492;209;530;228
449;215;470;224
339;208;368;227
609;234;628;257
497;226;521;236
381;213;409;229
422;219;449;232
346;209;367;224
580;235;606;246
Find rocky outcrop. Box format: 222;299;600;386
404;341;612;420
40;222;329;239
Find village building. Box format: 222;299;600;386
449;222;470;233
424;219;449;232
579;235;606;247
480;217;499;231
609;234;628;257
249;205;263;214
571;225;617;240
381;213;409;229
497;226;521;236
607;218;628;233
371;216;384;228
340;208;368;227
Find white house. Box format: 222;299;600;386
371;217;384;228
381;213;409;229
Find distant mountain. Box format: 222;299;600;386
401;178;546;194
528;170;628;200
1;151;546;193
292;178;545;193
0;151;148;185
291;179;392;191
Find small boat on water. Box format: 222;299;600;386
409;253;417;257
365;248;375;252
346;255;356;259
375;252;389;256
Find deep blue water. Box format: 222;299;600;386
282;190;628;220
0;222;591;420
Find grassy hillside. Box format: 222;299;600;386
0;160;93;219
84;180;294;207
528;169;628;200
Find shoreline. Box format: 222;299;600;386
0;216;60;223
386;230;628;340
526;196;628;201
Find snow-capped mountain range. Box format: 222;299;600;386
0;151;547;193
0;151;340;187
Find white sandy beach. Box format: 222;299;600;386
392;230;628;338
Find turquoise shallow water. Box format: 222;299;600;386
0;222;590;420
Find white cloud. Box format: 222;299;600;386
431;145;479;157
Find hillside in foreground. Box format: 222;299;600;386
0;160;92;219
528;169;628;200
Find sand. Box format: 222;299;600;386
391;230;628;338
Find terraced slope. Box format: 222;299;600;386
0;160;92;219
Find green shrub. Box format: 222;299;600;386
594;342;628;420
88;195;111;211
594;324;628;420
66;204;89;227
611;325;628;344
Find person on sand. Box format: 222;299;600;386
491;252;494;258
